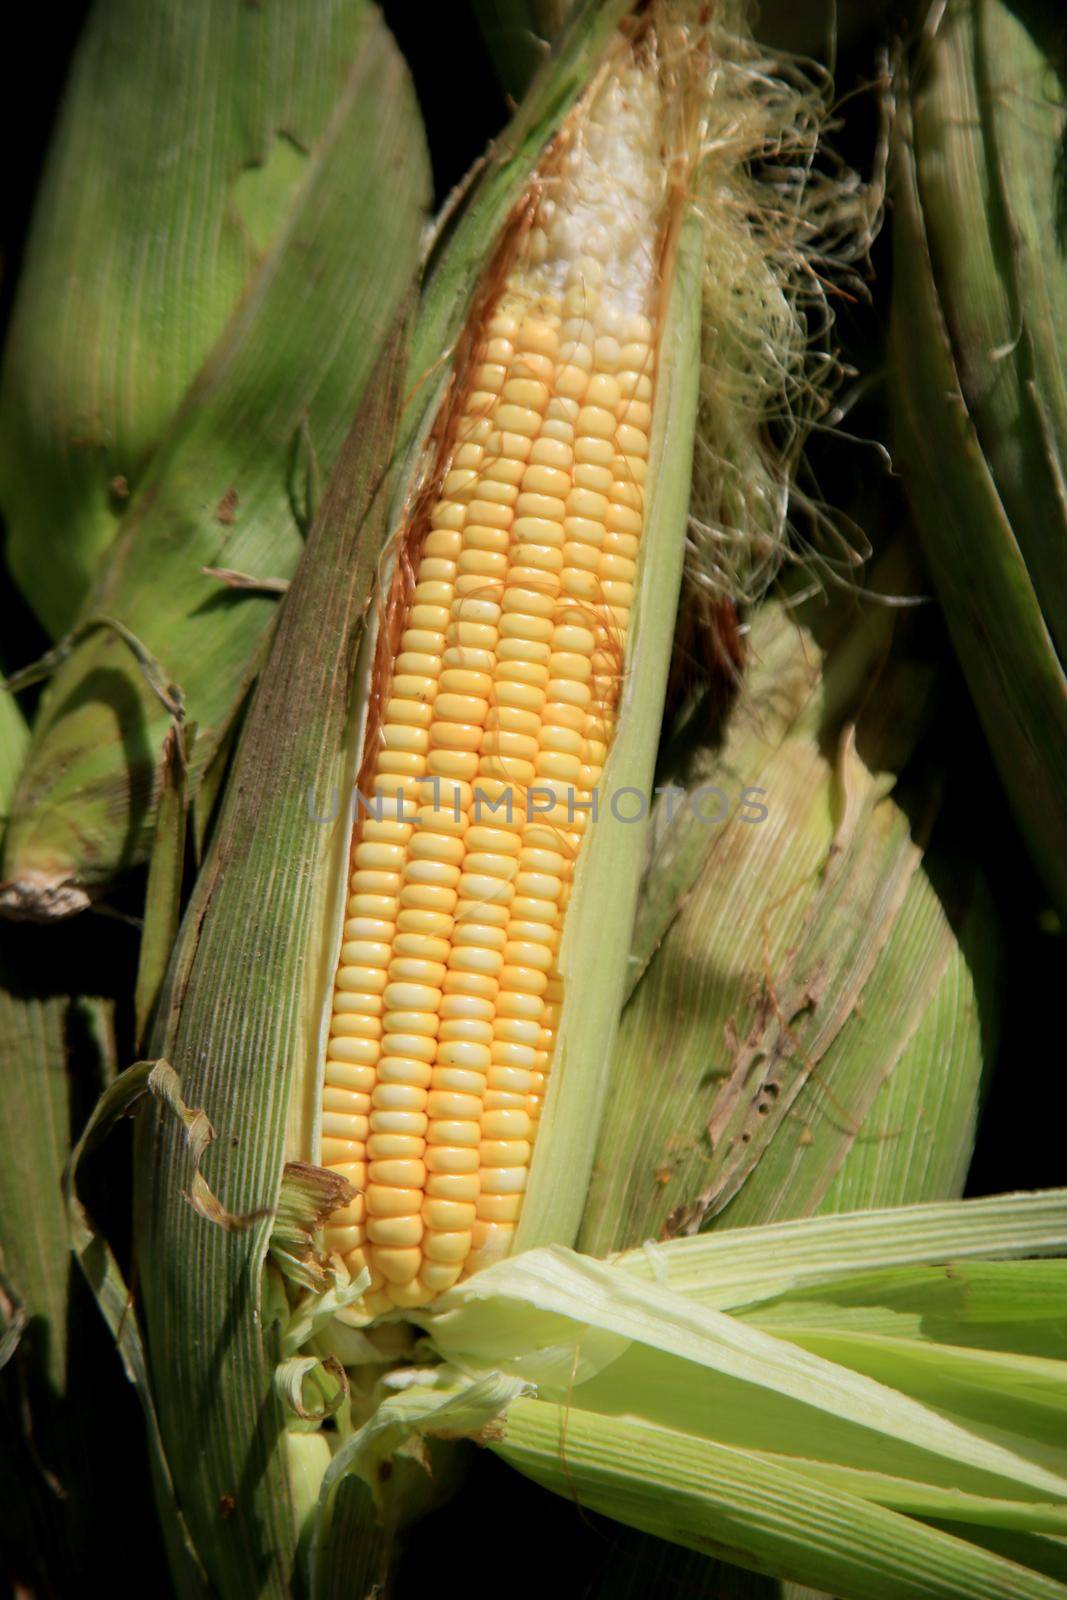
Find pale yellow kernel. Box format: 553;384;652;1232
321;1136;364;1164
423;1231;472;1264
528;437;573;469
367;1133;425;1160
366;1184;424;1218
515;492;567;521
426;1090;482;1119
442;468;479;497
495;992;544;1021
425;752;479;783
425;1170;480;1199
484;429;533;462
501;377;549;411
421;1261;464;1292
476;1194;523;1223
556;364;589;401
437;1039;493;1070
491;1039;539;1069
481;455;526;486
467;498;513;530
442;971;500;1001
471;364;506;393
373;1247;423;1285
326;1036;380;1067
576;405;616;439
438;991;496;1018
515;319;558;358
366;1214;425;1248
480;1139;532;1167
371;1110;429;1138
325;1223;364;1253
492;404;540;438
423;1198;477;1230
334;1017;383;1043
425;1145;480;1174
427;511;465;540
425;1119;480;1148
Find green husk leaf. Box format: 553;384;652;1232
469;0;574;100
134;720;193;1047
276;1355;348;1423
0;0;393;637
515;205;703;1253
1;2;430;917
411;1220;1067;1599
496;1400;1065;1600
612;1190;1067;1311
578;562;997;1253
890;2;1067;916
426;1247;1067;1501
134;312;414;1597
63;1057;208;1594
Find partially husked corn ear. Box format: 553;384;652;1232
321;60;666;1312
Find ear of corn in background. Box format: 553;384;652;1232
2;0;1066;1596
891;0;1067;921
0;1;395;641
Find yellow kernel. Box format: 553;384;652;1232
480;1139;532;1168
366;1184;424;1217
373;1247;423;1284
366;1215;423;1247
425;1145;480;1174
423;1198;477;1230
425;1120;481;1148
476;1193;523;1223
422;1231;472;1264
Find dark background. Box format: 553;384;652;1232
1;3;1060;1595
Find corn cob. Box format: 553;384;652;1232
319;55;666;1313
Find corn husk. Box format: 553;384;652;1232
400;1195;1067;1600
469;0;575;100
890;0;1067;918
0;2;431;920
0;0;397;639
578;557;999;1256
552;551;1001;1597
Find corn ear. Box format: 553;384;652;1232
132;2;709;1582
890;0;1067;918
0;4;430;920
